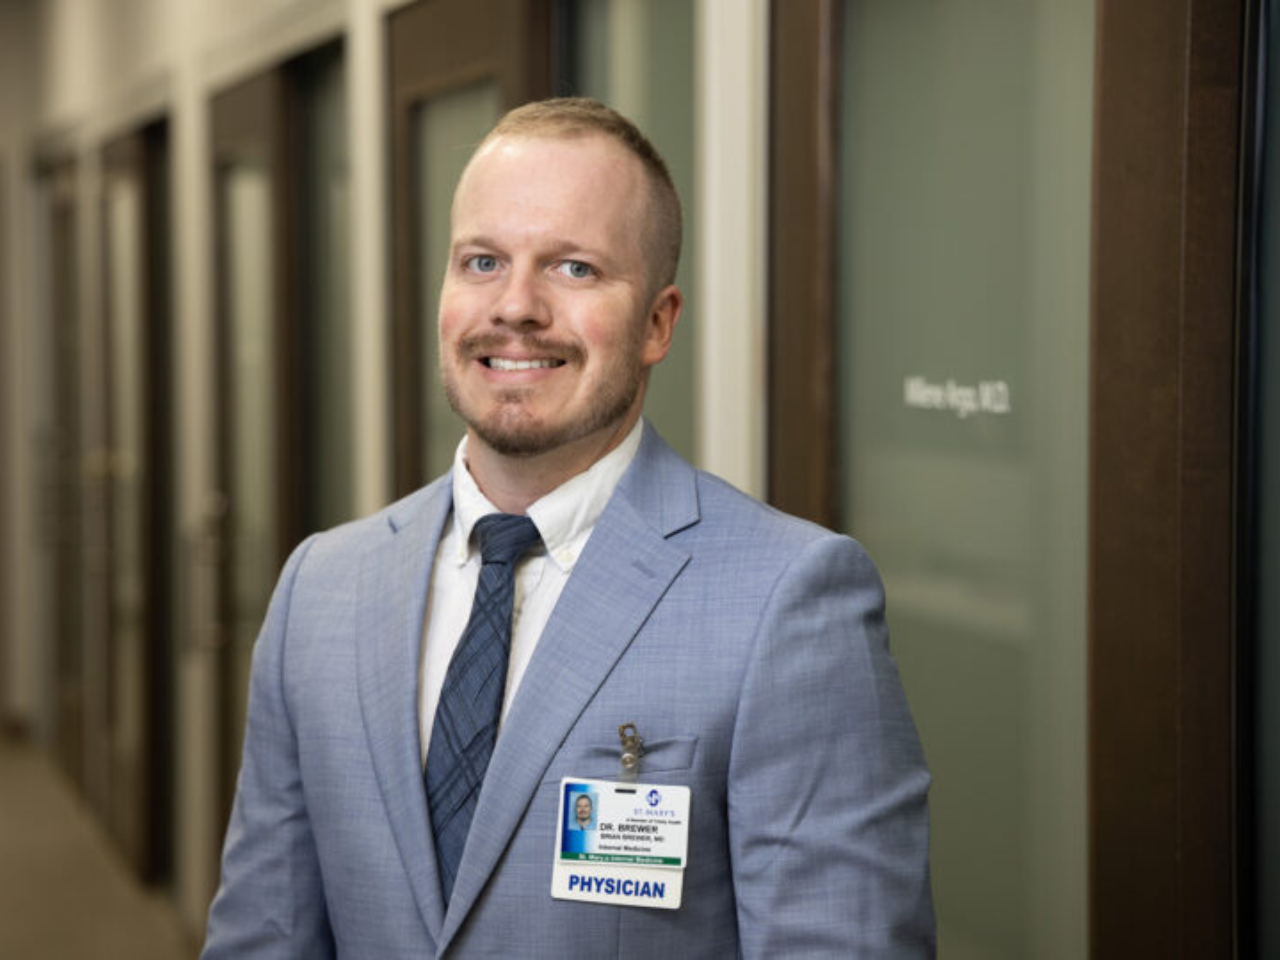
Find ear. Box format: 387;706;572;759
640;284;683;367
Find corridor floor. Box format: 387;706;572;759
0;736;192;959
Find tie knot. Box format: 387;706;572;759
474;513;541;566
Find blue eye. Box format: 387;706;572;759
467;255;498;273
558;260;595;279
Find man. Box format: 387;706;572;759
203;98;934;958
571;794;594;831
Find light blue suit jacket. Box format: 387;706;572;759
203;425;934;958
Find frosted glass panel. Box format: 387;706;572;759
570;0;697;462
416;81;501;478
105;179;146;824
225;164;276;748
836;1;1093;956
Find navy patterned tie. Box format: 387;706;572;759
426;513;541;904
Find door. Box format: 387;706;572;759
201;36;354;906
388;0;553;496
211;70;295;832
101;121;175;882
769;1;1242;954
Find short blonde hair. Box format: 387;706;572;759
479;98;683;292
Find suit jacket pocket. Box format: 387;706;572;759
541;735;698;783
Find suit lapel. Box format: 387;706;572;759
355;478;452;945
438;428;699;950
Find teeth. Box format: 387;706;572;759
488;357;561;371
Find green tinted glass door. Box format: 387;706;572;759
835;2;1094;955
104;170;149;868
221;162;278;775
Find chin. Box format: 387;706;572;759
450;389;642;460
472;423;563;458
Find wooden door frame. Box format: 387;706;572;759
387;0;553;498
1088;2;1243;954
767;0;837;527
767;0;1244;952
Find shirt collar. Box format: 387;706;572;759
448;418;645;572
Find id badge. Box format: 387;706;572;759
551;778;690;910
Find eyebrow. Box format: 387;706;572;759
450;234;502;252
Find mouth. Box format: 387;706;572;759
483;357;567;371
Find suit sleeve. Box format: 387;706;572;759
202;535;336;960
727;534;935;958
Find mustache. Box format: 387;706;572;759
456;332;584;365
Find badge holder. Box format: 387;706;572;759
617;722;644;783
551;723;690;910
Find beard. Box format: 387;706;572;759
441;330;646;457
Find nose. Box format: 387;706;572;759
492;262;550;328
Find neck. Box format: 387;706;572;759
464;414;639;515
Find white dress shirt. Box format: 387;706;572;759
418;420;644;766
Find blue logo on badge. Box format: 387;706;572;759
647;789;662;807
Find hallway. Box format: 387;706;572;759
0;736;193;959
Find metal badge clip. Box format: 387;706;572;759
618;722;645;783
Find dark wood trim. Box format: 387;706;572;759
1088;0;1244;954
142;120;176;887
277;76;303;560
387;0;553;498
766;0;837;526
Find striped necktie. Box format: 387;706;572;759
425;513;541;904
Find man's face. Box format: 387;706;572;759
438;133;678;460
575;796;592;824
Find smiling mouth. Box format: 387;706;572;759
484;357;566;371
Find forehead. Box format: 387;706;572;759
451;133;648;247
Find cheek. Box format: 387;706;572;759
437;289;469;343
571;300;646;355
